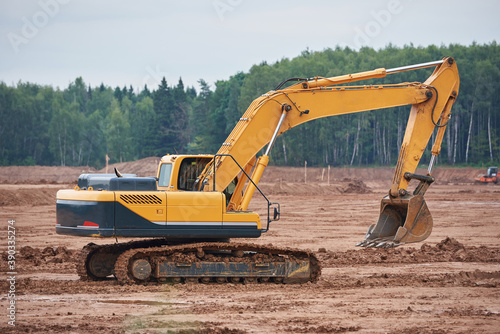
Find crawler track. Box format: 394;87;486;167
114;242;321;285
78;240;320;284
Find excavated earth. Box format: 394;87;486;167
0;160;499;333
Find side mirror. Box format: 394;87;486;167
273;206;280;221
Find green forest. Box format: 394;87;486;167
1;43;499;168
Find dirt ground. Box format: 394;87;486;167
0;161;499;333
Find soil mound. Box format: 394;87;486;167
0;158;485;185
18;245;74;264
319;238;500;267
1;246;75;273
261;166;394;184
0;165;95;184
0;188;58;206
98;156;160;177
0;156;159;185
431;167;484;184
260;182;342;196
260;178;371;196
433;237;465;252
340;178;372;194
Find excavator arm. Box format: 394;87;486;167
198;57;459;247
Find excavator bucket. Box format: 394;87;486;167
356;194;433;248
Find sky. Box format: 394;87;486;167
1;0;499;92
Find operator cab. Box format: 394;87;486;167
487;167;498;177
157;155;213;191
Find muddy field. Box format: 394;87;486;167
0;161;499;333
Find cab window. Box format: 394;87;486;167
158;163;172;187
178;157;211;191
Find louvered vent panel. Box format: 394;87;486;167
120;194;163;205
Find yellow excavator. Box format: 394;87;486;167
56;57;460;284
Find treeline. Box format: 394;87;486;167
1;43;499;168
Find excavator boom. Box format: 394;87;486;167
200;57;459;246
202;58;459;220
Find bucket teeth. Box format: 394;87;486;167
355;237;405;249
355;239;377;247
366;240;379;248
